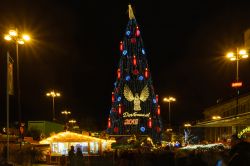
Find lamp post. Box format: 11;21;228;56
68;119;76;130
163;96;176;128
226;49;248;115
46;90;61;121
4;29;30;124
4;28;30;154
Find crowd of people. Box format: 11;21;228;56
68;145;84;166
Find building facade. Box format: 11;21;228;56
196;93;250;142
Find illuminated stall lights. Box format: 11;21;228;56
39;131;115;144
39;131;116;156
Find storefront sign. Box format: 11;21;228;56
123;112;150;118
124;119;139;125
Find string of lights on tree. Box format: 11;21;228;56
107;5;162;142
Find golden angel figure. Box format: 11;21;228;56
123;84;149;111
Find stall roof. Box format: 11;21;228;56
39;131;115;144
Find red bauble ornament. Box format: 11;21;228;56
117;68;121;79
131;38;136;44
157;105;161;115
133;69;139;75
114;127;118;133
108;118;111;128
156;95;159;103
156;126;161;133
112;92;115;103
119;41;123;51
133;55;137;66
144;68;149;78
148;118;152;128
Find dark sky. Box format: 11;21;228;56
1;1;250;130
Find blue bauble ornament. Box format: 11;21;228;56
140;127;146;132
142;48;145;55
122;50;128;56
125;75;130;81
126;30;131;37
138;75;144;81
117;96;121;102
153;99;157;104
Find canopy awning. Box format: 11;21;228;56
194;112;250;127
39;131;115;144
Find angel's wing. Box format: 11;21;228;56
124;84;134;101
140;85;149;102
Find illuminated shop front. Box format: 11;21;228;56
39;131;115;156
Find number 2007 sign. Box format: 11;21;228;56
124;119;138;125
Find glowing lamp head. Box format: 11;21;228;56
226;52;235;61
17;40;24;45
9;30;17;36
242;54;248;59
22;34;30;41
4;35;12;41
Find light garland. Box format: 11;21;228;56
237;126;250;138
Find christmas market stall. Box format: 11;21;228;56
39;131;115;164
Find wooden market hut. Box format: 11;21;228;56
39;131;115;156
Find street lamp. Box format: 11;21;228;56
68;119;77;129
184;123;192;127
4;28;30;125
226;48;248;115
46;90;61;121
61;110;71;123
163;96;176;128
212;116;221;120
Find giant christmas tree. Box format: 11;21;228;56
107;5;162;142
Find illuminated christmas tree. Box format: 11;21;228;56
107;5;162;143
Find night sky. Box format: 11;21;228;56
1;1;250;131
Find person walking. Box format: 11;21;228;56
68;145;75;166
75;147;84;166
